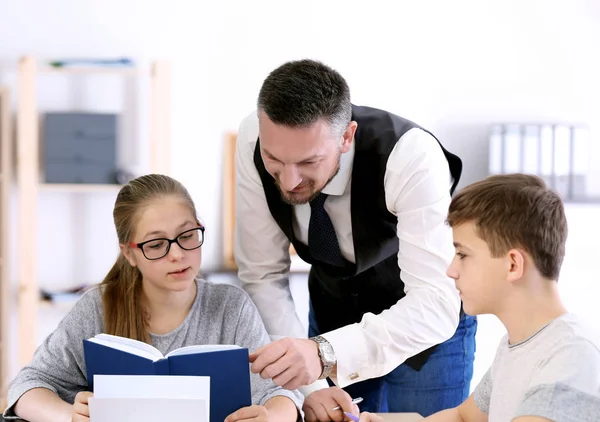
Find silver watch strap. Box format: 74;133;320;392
311;336;335;380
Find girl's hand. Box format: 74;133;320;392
72;391;93;422
225;404;270;422
358;411;384;422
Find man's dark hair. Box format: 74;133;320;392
257;59;352;135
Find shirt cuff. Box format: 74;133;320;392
321;324;370;388
298;379;330;397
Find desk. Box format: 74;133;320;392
375;413;423;422
0;414;422;422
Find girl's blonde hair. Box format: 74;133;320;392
101;174;197;343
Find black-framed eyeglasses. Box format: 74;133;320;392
129;226;205;260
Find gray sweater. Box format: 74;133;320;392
4;279;304;418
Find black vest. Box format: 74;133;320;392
253;105;462;370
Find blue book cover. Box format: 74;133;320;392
83;334;251;422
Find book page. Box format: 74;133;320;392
89;397;208;422
92;375;210;422
89;333;163;361
165;344;241;358
94;375;210;400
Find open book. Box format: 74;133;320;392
83;334;251;422
86;333;243;360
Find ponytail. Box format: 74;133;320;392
101;254;149;343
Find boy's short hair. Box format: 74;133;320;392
447;173;568;280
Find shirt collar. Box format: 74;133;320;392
321;141;355;196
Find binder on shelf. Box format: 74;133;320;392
489;124;503;175
538;125;554;188
522;125;540;175
502;124;522;173
571;126;590;200
487;122;597;203
553;125;571;198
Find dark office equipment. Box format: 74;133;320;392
43;112;118;184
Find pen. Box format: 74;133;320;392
331;397;364;411
344;412;360;422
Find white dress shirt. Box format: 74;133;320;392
234;112;461;388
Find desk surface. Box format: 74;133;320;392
375;413;423;422
1;413;423;422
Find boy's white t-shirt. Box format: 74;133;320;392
474;313;600;422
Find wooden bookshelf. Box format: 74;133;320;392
221;132;298;271
39;183;123;193
0;86;12;405
222;132;237;270
15;56;171;366
38;66;142;76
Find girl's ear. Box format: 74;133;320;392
120;244;137;268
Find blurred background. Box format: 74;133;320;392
1;0;599;404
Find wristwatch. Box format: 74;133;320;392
310;335;336;380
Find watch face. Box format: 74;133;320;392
321;342;336;363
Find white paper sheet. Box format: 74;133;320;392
92;375;210;422
89;397;207;422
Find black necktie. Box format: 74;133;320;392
308;193;347;267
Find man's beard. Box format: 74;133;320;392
275;153;342;205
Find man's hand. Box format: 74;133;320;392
249;337;322;390
225;404;270;422
303;387;359;422
72;391;93;422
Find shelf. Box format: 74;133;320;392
564;198;600;205
38;66;142;76
39;183;123;193
14;56;171;366
39;295;82;307
39;297;80;310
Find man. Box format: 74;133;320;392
421;173;600;421
234;59;476;418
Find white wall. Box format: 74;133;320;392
1;0;600;389
1;0;599;276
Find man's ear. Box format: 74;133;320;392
339;121;357;154
120;244;137;268
506;248;525;284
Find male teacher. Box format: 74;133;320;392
234;59;476;419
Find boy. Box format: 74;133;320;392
420;173;600;421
